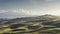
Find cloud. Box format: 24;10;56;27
12;9;32;15
0;10;8;13
0;9;32;18
0;7;60;18
11;8;47;16
44;0;54;2
0;8;47;16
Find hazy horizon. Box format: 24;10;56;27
0;0;60;18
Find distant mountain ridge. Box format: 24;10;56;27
0;14;60;24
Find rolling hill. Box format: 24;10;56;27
0;15;60;34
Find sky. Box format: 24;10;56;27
0;0;60;18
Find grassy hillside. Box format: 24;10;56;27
0;15;60;34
